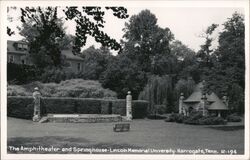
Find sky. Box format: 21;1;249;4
7;6;244;54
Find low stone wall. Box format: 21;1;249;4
7;96;148;120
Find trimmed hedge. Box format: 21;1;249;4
7;63;42;84
133;100;149;119
164;112;227;125
227;114;242;122
7;96;34;119
7;96;148;120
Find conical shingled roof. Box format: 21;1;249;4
207;100;228;110
183;91;202;102
183;82;229;110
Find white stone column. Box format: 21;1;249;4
218;111;221;117
179;93;184;115
201;94;207;116
126;91;132;120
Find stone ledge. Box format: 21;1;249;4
45;114;123;123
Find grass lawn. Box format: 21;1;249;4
7;117;244;154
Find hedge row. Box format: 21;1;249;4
7;96;148;120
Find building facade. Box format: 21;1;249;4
179;82;229;117
7;40;84;73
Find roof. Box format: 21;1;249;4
183;81;229;110
208;100;229;110
61;50;84;61
7;40;28;55
8;40;83;61
183;91;203;102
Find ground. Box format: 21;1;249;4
7;117;244;154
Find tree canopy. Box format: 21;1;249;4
204;12;245;113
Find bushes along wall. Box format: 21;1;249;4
7;96;148;120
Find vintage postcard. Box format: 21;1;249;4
1;0;249;160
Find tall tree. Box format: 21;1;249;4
79;45;114;80
197;23;218;66
20;7;65;69
122;9;174;73
205;12;245;114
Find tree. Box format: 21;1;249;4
12;7;129;54
138;75;174;113
122;9;174;73
100;54;148;99
169;40;200;82
79;45;114;80
205;12;245;114
63;6;129;54
197;23;218;66
20;7;65;69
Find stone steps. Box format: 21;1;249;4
43;114;125;123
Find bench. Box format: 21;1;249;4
113;123;130;132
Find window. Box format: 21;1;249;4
77;63;81;71
67;62;72;67
23;44;28;49
8;55;14;63
21;59;25;64
17;43;28;50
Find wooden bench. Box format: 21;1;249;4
113;123;130;132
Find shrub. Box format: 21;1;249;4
227;114;242;122
7;97;149;119
198;116;227;125
183;111;203;124
147;114;166;120
76;99;102;114
40;67;74;83
164;113;185;123
7;96;34;119
164;114;176;122
7;79;117;99
7;63;42;84
154;105;166;115
132;100;148;119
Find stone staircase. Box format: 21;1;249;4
39;114;126;123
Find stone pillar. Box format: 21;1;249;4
179;93;184;115
33;87;41;122
222;95;229;107
218;111;221;117
201;93;207;116
126;91;132;120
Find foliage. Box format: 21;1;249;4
40;67;76;83
154;105;166;115
204;12;245;114
175;77;195;100
132;100;149;119
7;96;34;119
164;113;185;123
170;40;200;82
7;63;42;84
122;9;174;73
7;79;117;99
78;45;115;80
197;116;227;125
20;7;65;69
100;54;148;99
64;6;129;53
182;111;227;125
8;96;148;119
147;114;166;120
183;111;203;124
197;23;218;65
227;114;242;122
138;75;173;114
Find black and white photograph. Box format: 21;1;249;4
1;0;249;160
